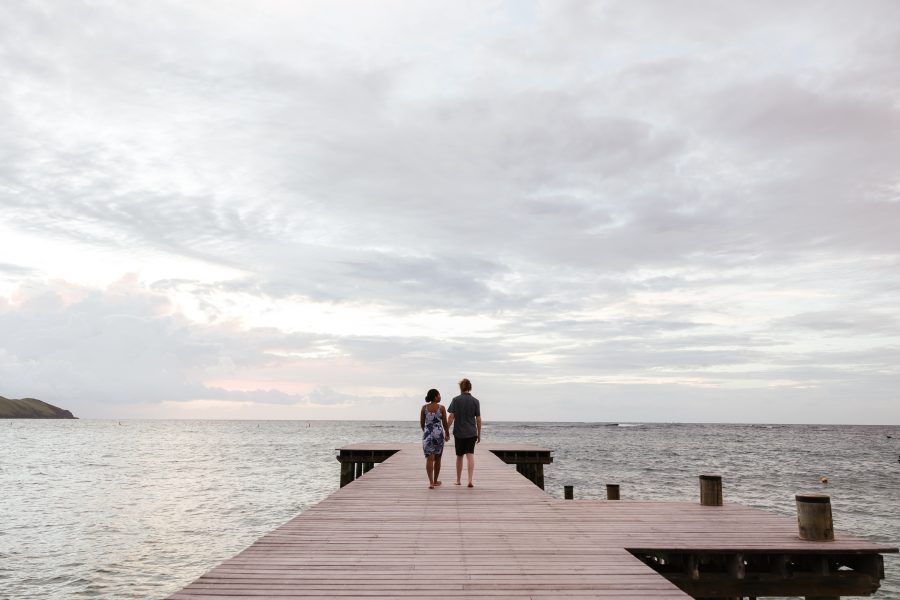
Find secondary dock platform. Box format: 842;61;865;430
169;443;896;599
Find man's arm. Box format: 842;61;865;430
441;406;450;441
476;415;482;443
446;411;455;432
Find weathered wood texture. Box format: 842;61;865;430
169;443;896;600
796;494;835;542
699;474;723;507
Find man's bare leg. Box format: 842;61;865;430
466;453;475;487
455;455;463;485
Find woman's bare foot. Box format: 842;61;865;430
454;481;461;485
428;483;434;489
467;482;474;488
434;480;442;486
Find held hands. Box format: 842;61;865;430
476;434;481;444
445;433;450;441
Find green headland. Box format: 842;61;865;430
0;396;77;419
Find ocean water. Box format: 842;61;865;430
1;420;898;599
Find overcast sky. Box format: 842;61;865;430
1;1;899;423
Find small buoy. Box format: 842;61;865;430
820;475;829;484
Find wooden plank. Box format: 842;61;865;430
168;442;896;599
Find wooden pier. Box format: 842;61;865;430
169;443;896;599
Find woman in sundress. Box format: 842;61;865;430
420;388;450;489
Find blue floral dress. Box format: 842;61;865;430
422;405;445;457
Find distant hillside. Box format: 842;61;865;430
0;396;77;419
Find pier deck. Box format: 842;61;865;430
170;443;896;599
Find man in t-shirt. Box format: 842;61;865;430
446;378;482;487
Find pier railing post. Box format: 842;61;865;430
796;494;834;541
699;474;723;506
606;484;620;500
564;485;574;500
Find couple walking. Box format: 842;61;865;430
419;378;481;489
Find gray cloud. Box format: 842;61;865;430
0;278;320;411
0;262;36;276
1;1;899;422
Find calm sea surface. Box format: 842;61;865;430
1;420;898;599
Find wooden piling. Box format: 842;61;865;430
700;474;723;506
606;484;620;500
535;463;545;489
489;447;552;489
796;494;834;541
339;462;354;487
336;445;399;488
564;485;574;499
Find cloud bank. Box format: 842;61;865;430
1;1;898;422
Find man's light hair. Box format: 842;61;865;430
458;378;472;392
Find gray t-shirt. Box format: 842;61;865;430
447;393;481;438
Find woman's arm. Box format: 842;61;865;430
441;405;449;439
420;405;426;431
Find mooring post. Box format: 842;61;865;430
339;462;355;487
606;484;620;500
699;474;723;506
564;485;574;500
796;494;834;541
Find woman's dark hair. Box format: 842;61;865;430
425;389;440;403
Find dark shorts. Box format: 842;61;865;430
454;436;477;456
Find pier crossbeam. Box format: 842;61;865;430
170;443;896;600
